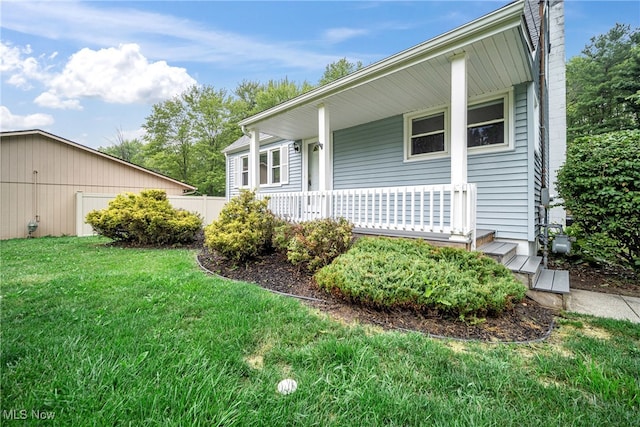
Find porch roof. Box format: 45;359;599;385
239;0;533;142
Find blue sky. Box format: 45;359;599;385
1;0;638;149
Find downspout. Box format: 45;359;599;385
539;0;547;191
539;0;549;267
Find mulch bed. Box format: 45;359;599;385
548;258;640;298
197;248;557;343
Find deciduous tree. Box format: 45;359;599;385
318;57;364;86
566;24;639;140
142;85;237;195
99;128;145;166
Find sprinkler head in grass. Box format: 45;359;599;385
277;378;297;395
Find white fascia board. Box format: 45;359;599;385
239;0;525;129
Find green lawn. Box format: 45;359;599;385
1;237;639;426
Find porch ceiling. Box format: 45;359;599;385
241;2;533;142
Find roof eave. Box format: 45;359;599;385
239;0;525;129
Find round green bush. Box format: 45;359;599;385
204;190;275;261
86;190;203;245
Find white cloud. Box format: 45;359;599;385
0;1;336;71
0;41;50;89
45;44;196;106
34;92;83;110
0;106;54;131
324;28;370;44
2;41;196;109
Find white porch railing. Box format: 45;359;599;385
263;184;477;247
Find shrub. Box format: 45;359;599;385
272;218;296;254
315;237;526;319
556;130;640;271
86;190;202;245
563;224;624;267
284;217;353;272
204;190;275;261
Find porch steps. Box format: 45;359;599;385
478;241;518;264
533;269;570;294
478;241;570;295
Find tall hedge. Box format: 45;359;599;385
556;130;640;270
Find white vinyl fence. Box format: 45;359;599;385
75;192;226;237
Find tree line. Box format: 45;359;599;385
99;59;362;196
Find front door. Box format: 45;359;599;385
305;141;321;217
307;141;320;191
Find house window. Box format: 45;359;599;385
404;92;510;161
467;98;505;148
405;109;448;160
240;155;249;187
260;152;268;185
271;149;281;183
237;145;288;188
260;148;282;186
411;113;445;155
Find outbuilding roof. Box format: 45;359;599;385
0;129;196;191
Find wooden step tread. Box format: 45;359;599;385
533;269;570;294
505;255;542;274
478;241;518;256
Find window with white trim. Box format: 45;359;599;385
240;155;249;187
405;108;448;160
411;112;446;155
467;97;506;148
260;147;285;186
404;92;510;161
236;145;288;188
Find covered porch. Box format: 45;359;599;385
239;1;533;249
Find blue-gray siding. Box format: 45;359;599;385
333;84;531;241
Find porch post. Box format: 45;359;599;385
449;53;469;241
318;103;331;217
450;53;467;185
248;128;260;190
318;103;331;191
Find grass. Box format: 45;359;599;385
1;236;639;426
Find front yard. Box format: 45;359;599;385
1;237;639;426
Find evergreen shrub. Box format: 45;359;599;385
204;190;275;261
86;190;202;245
315;237;526;319
556;130;640;271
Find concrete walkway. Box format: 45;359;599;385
565;289;640;324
